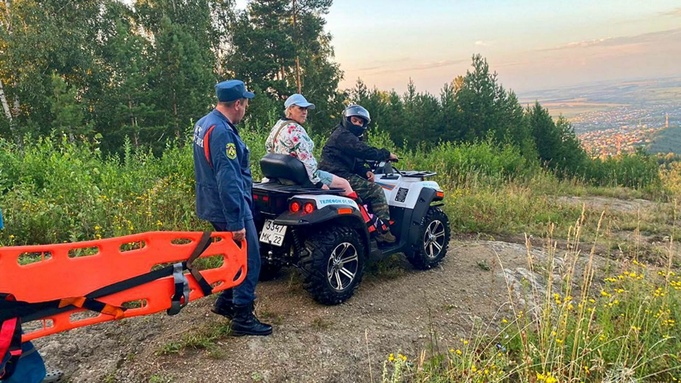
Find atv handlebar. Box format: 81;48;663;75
366;159;401;176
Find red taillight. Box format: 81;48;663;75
253;194;259;200
262;195;269;202
435;191;444;199
303;202;315;214
290;200;315;214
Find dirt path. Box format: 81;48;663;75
34;238;586;382
27;195;679;382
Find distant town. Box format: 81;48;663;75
573;111;671;157
518;76;681;157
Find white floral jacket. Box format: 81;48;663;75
265;119;322;185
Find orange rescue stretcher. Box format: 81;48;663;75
0;231;246;342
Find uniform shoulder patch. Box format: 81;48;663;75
226;143;237;160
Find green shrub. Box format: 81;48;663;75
0;129;669;246
584;151;661;189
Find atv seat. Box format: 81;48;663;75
260;153;315;187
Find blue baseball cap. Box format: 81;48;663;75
215;80;255;102
284;94;315;110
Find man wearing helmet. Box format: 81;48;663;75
320;105;399;244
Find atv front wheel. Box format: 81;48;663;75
407;206;451;270
301;226;365;305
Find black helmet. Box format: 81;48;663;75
341;104;371;131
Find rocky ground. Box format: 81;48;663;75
30;236;577;383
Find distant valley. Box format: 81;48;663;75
518;76;681;156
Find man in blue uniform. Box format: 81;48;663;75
192;79;272;336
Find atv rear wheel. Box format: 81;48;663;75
301;226;365;305
407;206;450;270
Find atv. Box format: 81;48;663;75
252;153;451;305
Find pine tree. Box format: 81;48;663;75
224;0;341;133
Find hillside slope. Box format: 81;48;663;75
32;196;671;383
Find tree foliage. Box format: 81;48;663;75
0;0;342;150
0;0;103;140
0;2;658;190
346;55;632;184
525;102;589;178
224;0;342;133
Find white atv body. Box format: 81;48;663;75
252;154;451;305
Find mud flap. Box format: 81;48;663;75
406;188;437;247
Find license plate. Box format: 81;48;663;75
259;219;287;246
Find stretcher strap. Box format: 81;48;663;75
166;231;213;315
19;265;176;323
185;232;213;297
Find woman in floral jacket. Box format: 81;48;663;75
265;94;354;196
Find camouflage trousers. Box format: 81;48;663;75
347;174;390;222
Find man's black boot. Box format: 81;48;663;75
211;292;235;319
230;302;272;336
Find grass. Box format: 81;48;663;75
366;253;408;280
148;375;173;383
380;206;681;382
2;132;681;381
0;131;674;247
156;321;231;356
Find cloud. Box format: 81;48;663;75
660;7;681;17
475;40;491;47
355;64;390;72
562;38;612;49
350;58;469;76
539;28;681;52
497;27;681;93
352;56;413;72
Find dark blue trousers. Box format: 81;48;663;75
211;218;260;305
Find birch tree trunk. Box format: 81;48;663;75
0;0;12;122
0;79;11;122
1;0;20;145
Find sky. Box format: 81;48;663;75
317;1;681;95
